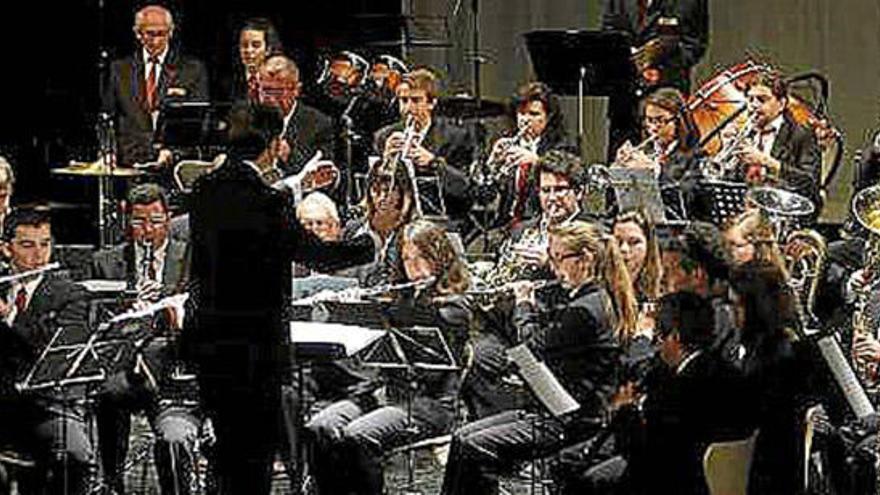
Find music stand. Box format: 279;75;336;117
524;30;634;151
692;180;748;226
607;168;667;224
361;326;457;494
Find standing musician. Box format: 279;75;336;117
601;0;709;155
0;207;94;495
374;68;475;228
305;219;473;495
91;183;198;495
102;4;209;168
223;18;283;104
486;82;575;225
0;156;14;234
256;54;337;181
442;220;636;495
726;71;822;213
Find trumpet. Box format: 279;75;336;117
704;113;758;179
486;123;532;178
387;115;424;215
611;134;662;169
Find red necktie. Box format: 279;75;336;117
14;287;27;315
146;57;159;111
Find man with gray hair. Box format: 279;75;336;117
257;54;337;182
102;4;209;167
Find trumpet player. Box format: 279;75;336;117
735;72;822;212
489;82;574;224
374;68;474;227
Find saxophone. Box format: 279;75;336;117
852;185;880;398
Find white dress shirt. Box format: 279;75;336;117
758;114;785;156
134;238;169;287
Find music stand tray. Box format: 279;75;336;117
156;101;219;148
693;180;748;226
361;326;458;372
523;30;634;97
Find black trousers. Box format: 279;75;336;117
441;409;575;495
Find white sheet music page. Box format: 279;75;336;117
290;321;386;357
507;344;580;417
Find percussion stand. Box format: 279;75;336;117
341;93;364;209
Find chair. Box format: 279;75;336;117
803;405;824;493
0;449;35;495
703;429;759;495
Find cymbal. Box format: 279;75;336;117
435;96;507;120
53;161;146;178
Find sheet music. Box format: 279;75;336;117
108;293;190;325
289;321;386;357
816;335;876;419
507;344;580;417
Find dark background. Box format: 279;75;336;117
0;0;402;240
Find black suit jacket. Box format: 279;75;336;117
513;281;621;418
770;114;823;214
7;273;90;394
91;239;190;296
374;118;475;221
628;352;752;495
602;0;709;92
278;103;336;177
186;156;374;381
102;50;209;165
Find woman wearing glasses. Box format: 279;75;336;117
442;220;637;495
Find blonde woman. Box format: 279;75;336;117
442;220;636;495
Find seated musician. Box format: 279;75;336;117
0;206;94;494
463;150;591;418
441;220;636;495
614;87;702;219
354;157;419;287
256;54;337;181
305;219;472;495
486;82;575;225
293;191;367;279
620;291;752;495
374;68;475;229
734;71;822;212
90;183;199;494
0;156;14;233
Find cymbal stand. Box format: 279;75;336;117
95;114;118;249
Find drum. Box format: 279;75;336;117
687;60;767;156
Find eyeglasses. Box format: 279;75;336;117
548;250;581;265
130;214;167;227
301;218;335;230
644;115;675;126
138;28;171;39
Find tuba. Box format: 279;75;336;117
850;184;880;395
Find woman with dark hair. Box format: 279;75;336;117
730;261;814;494
226;18;283;102
355;157;419;287
305;219;472;495
486;81;575;225
614;87;702;218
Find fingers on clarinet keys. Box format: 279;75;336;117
853;332;880;362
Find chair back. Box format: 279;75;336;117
703;429;759;495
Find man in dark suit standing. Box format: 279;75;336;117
102;4;209;167
601;0;709;158
92;183;199;494
0;207;93;495
737;71;823;214
374;68;475;229
185;104;374;494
